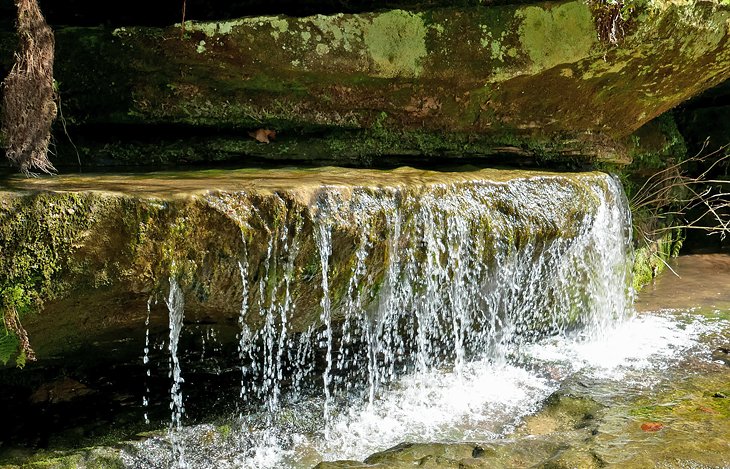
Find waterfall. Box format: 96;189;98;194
318;177;626;402
315;198;335;430
226;173;631;414
151;171;633;468
142;296;153;425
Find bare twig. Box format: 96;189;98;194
630;143;730;243
57;92;81;167
180;0;187;38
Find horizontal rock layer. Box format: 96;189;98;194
0;167;622;361
2;0;730;166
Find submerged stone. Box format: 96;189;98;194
320;362;730;469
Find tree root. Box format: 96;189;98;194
1;0;57;175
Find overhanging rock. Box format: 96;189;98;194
3;0;729;165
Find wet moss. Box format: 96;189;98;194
629;371;730;421
0;447;125;469
626;112;687;170
632;229;683;290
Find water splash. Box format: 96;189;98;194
237;253;250;406
125;305;729;469
315;199;334;429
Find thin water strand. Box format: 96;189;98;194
166;277;186;468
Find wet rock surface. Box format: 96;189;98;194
0;167;611;361
0;167;625;463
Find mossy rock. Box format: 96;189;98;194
3;0;729;167
0;447;124;469
519;393;605;436
0;167;615;363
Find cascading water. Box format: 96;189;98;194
166;277;186;467
127;171;634;468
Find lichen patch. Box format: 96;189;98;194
517;2;597;72
363;10;428;78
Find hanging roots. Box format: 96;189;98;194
4;306;36;363
1;0;57;175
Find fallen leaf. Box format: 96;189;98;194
249;128;276;143
422;96;440;110
405;96;441;117
641;422;664;432
698;406;717;414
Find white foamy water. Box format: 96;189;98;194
123;307;728;469
526;309;729;381
315;362;553;461
302;311;728;465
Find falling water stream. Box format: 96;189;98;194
44;168;705;469
166;277;186;467
114;171;653;468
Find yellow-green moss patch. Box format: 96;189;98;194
363;10;427;78
517;1;598;72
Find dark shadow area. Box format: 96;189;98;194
676;77;730;156
0;0;533;28
0;120;589;175
0;325;239;458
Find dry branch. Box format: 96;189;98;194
630;142;730;244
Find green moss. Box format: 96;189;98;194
1;447;126;469
0;332;20;366
31;1;730;171
628;112;687;170
628;372;730;422
0;193;100;364
629;403;676;419
363;10;427;78
177;18;251;37
217;424;232;439
632;229;683;291
305;14;361;54
517;2;597;72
